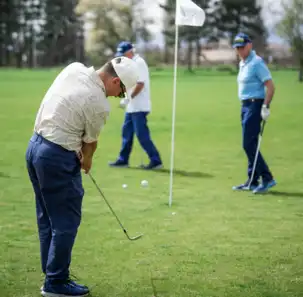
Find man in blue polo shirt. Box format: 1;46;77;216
232;33;277;194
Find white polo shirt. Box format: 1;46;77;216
34;62;110;152
126;54;151;113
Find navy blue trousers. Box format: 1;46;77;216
118;112;161;164
241;100;273;184
26;133;84;282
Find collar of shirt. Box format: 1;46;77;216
132;54;140;61
88;66;106;93
240;50;256;67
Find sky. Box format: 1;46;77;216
142;0;285;46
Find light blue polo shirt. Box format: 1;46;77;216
237;50;272;101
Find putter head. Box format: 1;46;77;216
123;229;143;241
127;233;144;241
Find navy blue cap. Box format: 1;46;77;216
115;41;134;57
232;33;252;48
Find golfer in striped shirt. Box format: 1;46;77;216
26;57;139;297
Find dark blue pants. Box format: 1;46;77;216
118;112;161;164
26;133;84;282
241;100;273;184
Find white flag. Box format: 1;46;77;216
175;0;206;27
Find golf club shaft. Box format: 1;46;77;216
88;172;143;241
248;120;266;188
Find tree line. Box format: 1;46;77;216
0;0;84;67
0;0;302;80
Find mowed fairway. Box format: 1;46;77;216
0;67;302;297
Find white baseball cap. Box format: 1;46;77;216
111;56;139;91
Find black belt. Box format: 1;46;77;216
242;98;264;105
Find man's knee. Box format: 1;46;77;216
134;120;149;140
52;225;80;237
242;136;257;154
51;209;82;236
44;187;83;234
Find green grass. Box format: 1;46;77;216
0;68;303;297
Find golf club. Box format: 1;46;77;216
248;120;266;188
88;172;143;241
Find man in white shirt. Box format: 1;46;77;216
25;57;139;297
109;41;162;170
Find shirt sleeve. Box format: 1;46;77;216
137;59;148;83
82;96;109;143
255;60;272;83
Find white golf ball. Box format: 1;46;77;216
141;180;148;187
122;184;128;189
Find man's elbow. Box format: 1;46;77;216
82;140;98;149
266;80;275;93
137;82;144;89
270;81;275;94
81;141;98;157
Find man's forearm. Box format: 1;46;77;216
81;141;97;158
131;82;144;98
264;80;275;106
265;88;274;106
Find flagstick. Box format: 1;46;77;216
169;25;179;208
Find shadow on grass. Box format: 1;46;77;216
267;190;303;198
128;166;213;179
0;172;10;179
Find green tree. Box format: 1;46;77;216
21;0;45;68
0;0;84;68
161;0;224;69
39;0;84;66
0;0;25;67
77;0;152;65
277;0;303;82
160;0;176;64
180;0;220;70
215;0;267;54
